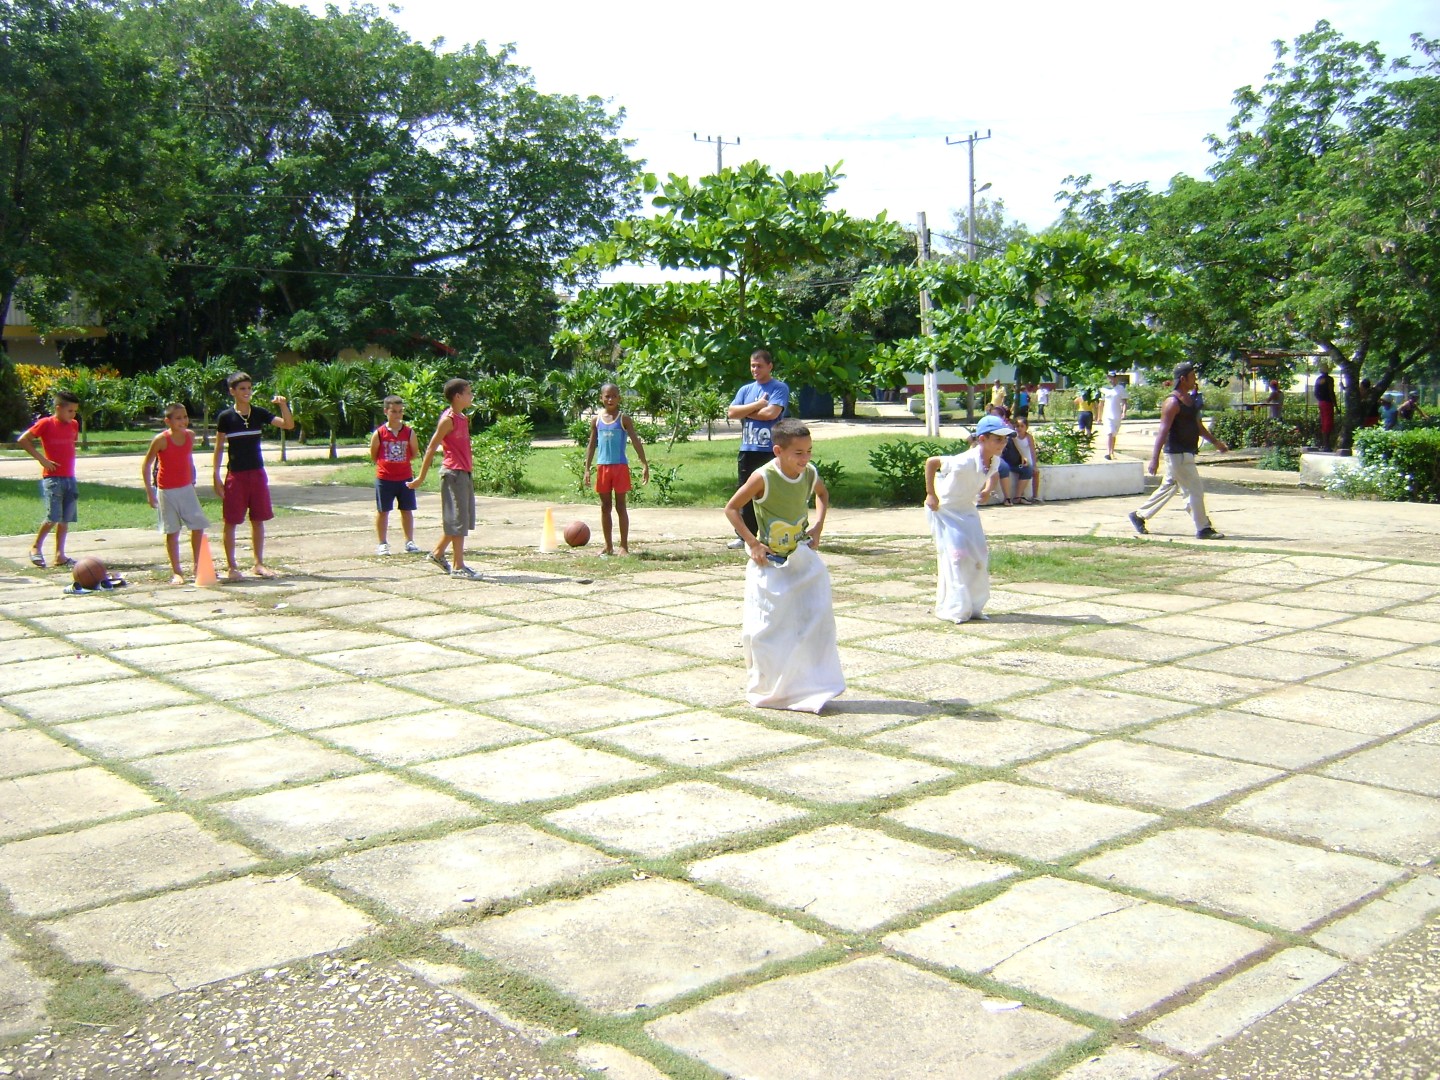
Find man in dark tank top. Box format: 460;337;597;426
1127;361;1230;540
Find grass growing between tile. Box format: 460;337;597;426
0;899;148;1033
989;537;1211;589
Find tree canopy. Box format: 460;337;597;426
10;0;640;373
1062;21;1440;446
0;0;175;342
849;230;1185;390
557;162;903;409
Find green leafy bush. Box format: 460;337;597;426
0;353;33;439
1125;382;1166;416
1257;446;1302;471
1350;427;1440;502
1035;426;1095;466
631;463;682;506
1208;409;1306;451
868;438;966;504
561;448;589;495
472;415;533;494
812;455;847;496
567;417;591;447
631;418;663;445
1323;460;1413;501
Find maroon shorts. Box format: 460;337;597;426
595;464;632;495
223;469;274;525
1318;401;1334;434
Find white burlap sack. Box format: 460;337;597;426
927;506;990;623
741;543;845;712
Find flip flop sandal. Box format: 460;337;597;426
29;550;45;567
55;556;77;568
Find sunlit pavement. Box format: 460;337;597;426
1;454;1437;1079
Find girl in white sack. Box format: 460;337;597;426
923;414;1011;623
724;419;844;713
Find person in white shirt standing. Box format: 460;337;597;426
1099;371;1129;460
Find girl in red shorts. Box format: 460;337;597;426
582;383;650;555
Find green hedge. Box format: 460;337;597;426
1354;427;1440;502
1208;408;1317;451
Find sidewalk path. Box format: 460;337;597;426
1;458;1437;1078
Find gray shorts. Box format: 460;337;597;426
41;476;78;523
157;485;210;534
439;469;474;536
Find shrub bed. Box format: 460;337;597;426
1346;427;1440;502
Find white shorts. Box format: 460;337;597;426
157;485;211;534
1101;414;1124;436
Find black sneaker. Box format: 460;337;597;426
1196;527;1225;540
1128;512;1148;535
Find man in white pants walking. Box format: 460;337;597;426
1099;371;1128;460
1129;362;1229;540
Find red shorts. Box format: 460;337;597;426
1318;401;1334;434
223;469;274;525
595;464;632;495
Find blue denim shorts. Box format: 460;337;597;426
41;476;78;523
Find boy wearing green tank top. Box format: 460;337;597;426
725;419;828;565
724;419;844;712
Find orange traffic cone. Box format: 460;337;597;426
540;507;558;553
195;534;219;587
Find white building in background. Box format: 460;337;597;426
2;295;107;366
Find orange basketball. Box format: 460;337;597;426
72;556;107;590
563;520;590;547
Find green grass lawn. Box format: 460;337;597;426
0;478;226;535
325;433;965;509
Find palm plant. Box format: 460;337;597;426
472;371;540;425
289;360;370;459
55;369;122;449
150;356;232;447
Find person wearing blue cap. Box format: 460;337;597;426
922;414;1011;622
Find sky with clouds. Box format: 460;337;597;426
353;0;1432;241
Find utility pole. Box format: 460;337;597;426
917;212;941;437
946;130;991;421
694;134;741;281
694;133;740;175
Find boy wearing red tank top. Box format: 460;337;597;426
142;403;212;584
369;395;421;556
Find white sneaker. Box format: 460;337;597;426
726;538;746;550
403;540;421;554
376;543;390;556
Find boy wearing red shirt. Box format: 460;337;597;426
409;379;479;579
369;395;421;556
18;391;81;569
141;403;211;584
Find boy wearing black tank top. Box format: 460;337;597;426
1128;362;1229;540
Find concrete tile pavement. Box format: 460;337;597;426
1;470;1439;1077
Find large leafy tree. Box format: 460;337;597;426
0;0;175;345
557;162;903;406
1062;22;1440;448
848;231;1185;391
107;0;638;369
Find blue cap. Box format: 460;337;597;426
975;415;1014;438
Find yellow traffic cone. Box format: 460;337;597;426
540;507;558;553
195;534;219;587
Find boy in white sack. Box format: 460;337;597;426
923;414;1010;623
724;419;844;712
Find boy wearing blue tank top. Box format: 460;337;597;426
583;383;649;555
